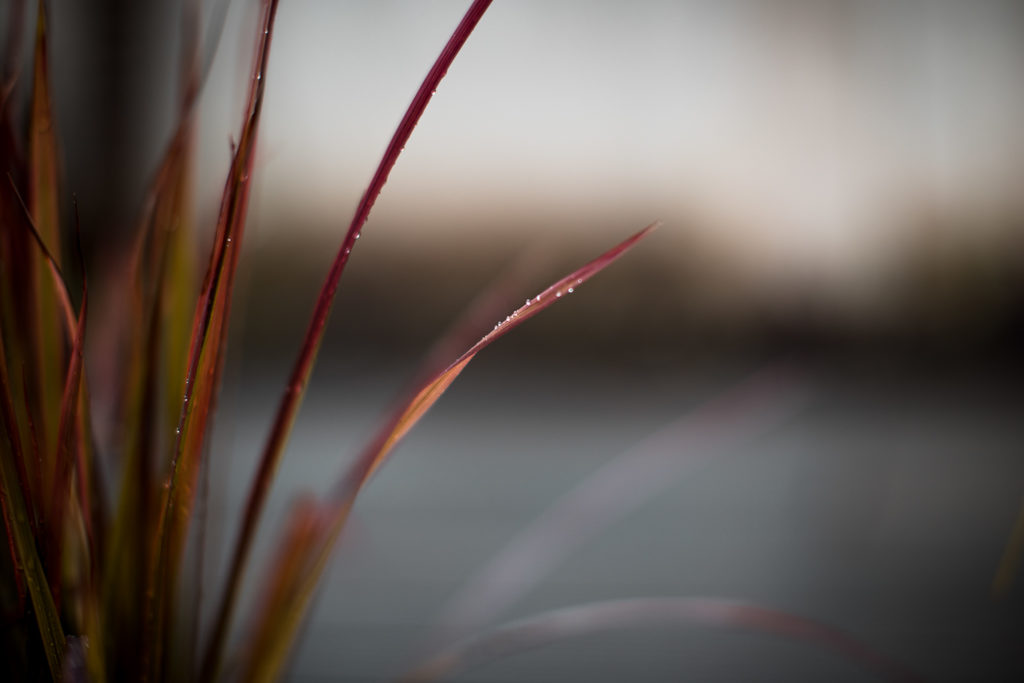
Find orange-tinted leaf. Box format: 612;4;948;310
338;222;658;502
237;497;331;683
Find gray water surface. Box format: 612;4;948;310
205;358;1024;682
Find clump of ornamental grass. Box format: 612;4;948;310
0;2;924;681
0;1;657;679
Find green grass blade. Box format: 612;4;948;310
102;135;197;681
399;597;923;683
199;3;494;679
27;0;64;476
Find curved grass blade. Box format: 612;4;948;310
200;2;494;678
423;365;808;651
10;195;103;680
235;222;659;680
6;177;86;546
6;174;77;339
399;597;923;683
42;235;85;610
340;222;658;499
146;1;280;678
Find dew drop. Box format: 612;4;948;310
567;287;574;294
555;292;562;298
354;232;361;240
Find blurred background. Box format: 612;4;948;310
13;0;1024;680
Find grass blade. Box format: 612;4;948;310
0;329;65;680
200;3;495;678
399;597;923;683
339;222;659;500
423;365;808;651
146;1;279;678
235;222;659;680
238;497;328;683
27;0;64;474
41;246;85;611
101;11;201;663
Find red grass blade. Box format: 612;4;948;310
339;222;659;502
42;244;85;610
6;174;77;336
146;1;280;678
234;222;659;679
200;3;494;678
399;597;924;683
423;365;808;651
6;178;90;548
0;328;65;680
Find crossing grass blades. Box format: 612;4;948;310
0;1;920;681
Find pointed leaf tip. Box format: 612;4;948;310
342;220;659;501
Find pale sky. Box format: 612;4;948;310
196;1;1024;294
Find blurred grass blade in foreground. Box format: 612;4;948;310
399;597;923;683
423;364;808;651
